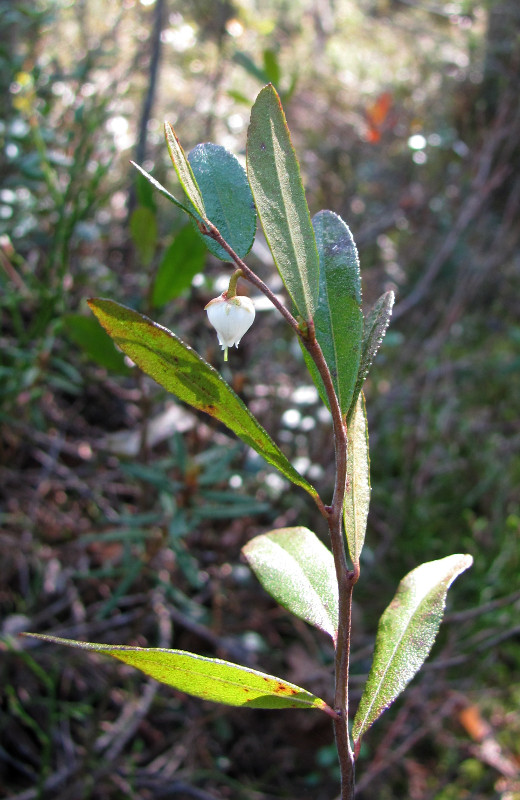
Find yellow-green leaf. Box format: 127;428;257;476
87;299;319;503
344;393;370;567
23;634;334;713
164;122;205;218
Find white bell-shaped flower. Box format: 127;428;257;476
205;293;255;361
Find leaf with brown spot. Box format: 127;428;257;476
23;634;334;713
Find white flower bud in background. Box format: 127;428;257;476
205;293;255;361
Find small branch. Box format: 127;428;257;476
203;223;301;334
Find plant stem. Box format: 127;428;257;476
205;221;357;796
304;324;357;799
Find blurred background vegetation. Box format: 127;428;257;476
1;0;519;798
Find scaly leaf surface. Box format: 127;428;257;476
353;553;473;743
343;393;370;567
304;210;363;413
243;527;338;641
348;290;394;421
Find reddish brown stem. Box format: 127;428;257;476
303;324;357;800
204;221;357;798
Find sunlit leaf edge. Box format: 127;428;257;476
130;160;202;222
164;122;206;218
343;392;370;567
347;290;395;422
246;83;319;319
352;553;473;744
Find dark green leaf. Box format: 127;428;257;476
310;210;363;414
243;527;338;641
23;634;334;713
152;224;207;307
63;314;131;375
129;206;157;267
247;84;319;319
135;170;157;211
348;290;394;422
164;122;206;217
88;299;319;503
352;554;473;744
344;393;370;567
188;143;256;260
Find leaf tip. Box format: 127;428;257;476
460;553;473;570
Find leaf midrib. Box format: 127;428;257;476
269;117;313;317
114;651;318;704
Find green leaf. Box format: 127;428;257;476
152;224;207;307
63;314;131;375
243;527;338;641
188;143;256;261
135;169;157;211
347;290;394;422
227;89;252;106
247;84;319;319
87;299;319;503
129;206;158;267
311;210;363;414
352;553;473;744
262;49;281;87
344;393;370;567
164;122;206;218
23;634;334;714
131;160;199;220
233;51;270;85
